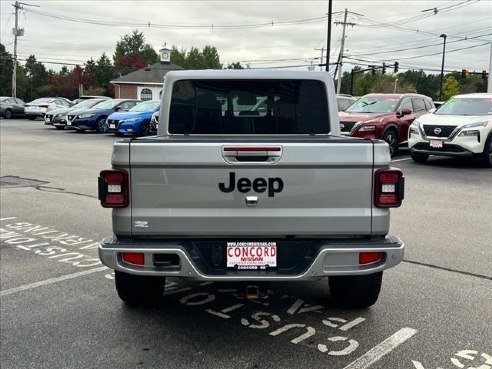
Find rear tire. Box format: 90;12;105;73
329;272;383;308
410;151;429;163
4;109;12;119
383;129;398;156
481;134;492;168
115;271;165;307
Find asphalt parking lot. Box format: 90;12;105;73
1;118;491;369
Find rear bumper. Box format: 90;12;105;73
99;235;404;281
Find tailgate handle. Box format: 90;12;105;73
222;146;282;164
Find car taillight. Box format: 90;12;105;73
39;104;49;108
98;169;129;208
374;168;404;208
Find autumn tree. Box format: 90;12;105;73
442;76;460;100
113;30;159;75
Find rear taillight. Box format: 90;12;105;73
39;104;49;108
98;169;129;208
374;168;404;208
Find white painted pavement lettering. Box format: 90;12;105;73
0;223;102;268
412;349;492;369
206;303;245;319
342;327;418;369
0;266;108;297
167;283;418;361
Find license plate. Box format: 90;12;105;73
45;117;51;122
109;124;116;129
67;121;72;126
430;140;443;148
227;242;277;270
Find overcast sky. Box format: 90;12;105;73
1;0;491;76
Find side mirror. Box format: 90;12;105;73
400;108;412;116
114;106;121;111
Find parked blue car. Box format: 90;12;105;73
107;100;160;136
69;99;141;133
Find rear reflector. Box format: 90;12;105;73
122;253;145;265
359;252;382;264
374;168;404;208
98;169;129;208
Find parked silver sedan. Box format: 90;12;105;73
0;96;26;119
24;97;72;120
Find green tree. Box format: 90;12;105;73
24;55;49;99
227;62;247;69
94;53;114;95
442;76;460;100
113;30;159;75
0;43;13;96
170;45;222;69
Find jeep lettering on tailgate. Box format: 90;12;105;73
219;172;284;197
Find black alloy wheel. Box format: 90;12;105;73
4;109;12;119
96;117;108;133
383;130;398;156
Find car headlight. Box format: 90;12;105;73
120;117;141;123
409;122;420;135
358;125;376;132
461;121;489;129
78;113;94;118
363;117;384;124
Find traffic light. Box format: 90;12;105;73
461;69;469;79
394;62;399;73
482;70;488;80
382;63;386;74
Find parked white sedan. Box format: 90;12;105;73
24;97;72;120
408;93;492;167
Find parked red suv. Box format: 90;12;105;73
339;93;435;155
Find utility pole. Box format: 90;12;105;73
334;8;356;94
326;0;332;72
11;1;38;98
488;42;492;93
315;47;325;71
12;1;22;98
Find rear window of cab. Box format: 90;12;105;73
168;79;329;134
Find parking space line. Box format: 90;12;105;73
342;327;418;369
0;266;108;297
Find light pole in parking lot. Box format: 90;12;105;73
439;34;447;101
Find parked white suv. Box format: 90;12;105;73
408;93;492;167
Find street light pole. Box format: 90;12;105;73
439;34;447;101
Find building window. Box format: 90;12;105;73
141;88;152;101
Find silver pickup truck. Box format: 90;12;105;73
98;70;405;308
